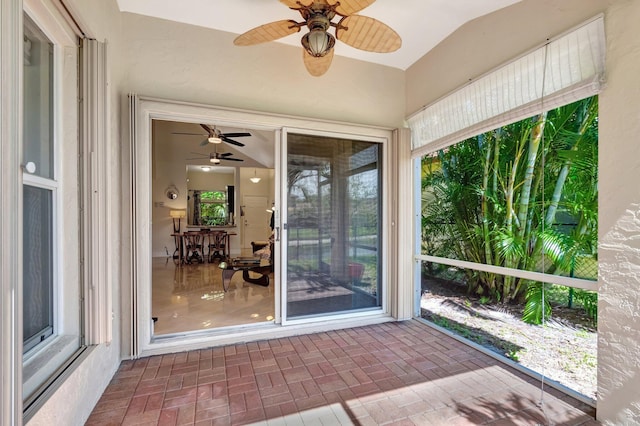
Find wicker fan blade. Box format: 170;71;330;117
220;153;234;157
221;136;245;147
327;0;375;16
303;48;334;77
336;15;401;53
199;139;210;146
222;157;244;162
234;20;301;46
279;0;314;8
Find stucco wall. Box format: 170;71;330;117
597;0;640;423
27;0;125;424
120;13;406;129
406;0;640;423
405;0;614;116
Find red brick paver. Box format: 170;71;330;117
86;320;597;425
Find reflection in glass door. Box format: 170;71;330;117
285;133;382;319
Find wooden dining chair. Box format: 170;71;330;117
184;231;204;264
208;231;228;263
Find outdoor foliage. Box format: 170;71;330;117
421;96;598;323
199;190;227;226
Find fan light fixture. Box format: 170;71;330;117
210;157;221;164
250;169;261;184
208;136;222;144
234;0;401;77
302;29;335;56
301;14;335;57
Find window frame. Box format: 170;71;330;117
21;0;86;412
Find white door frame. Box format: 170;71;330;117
128;95;395;357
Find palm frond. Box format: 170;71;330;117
523;282;551;324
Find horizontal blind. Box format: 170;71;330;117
409;16;605;157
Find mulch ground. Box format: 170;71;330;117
420;276;597;400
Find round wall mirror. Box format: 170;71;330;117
166;186;179;200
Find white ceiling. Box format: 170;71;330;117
116;0;521;70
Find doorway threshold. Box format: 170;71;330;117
138;314;394;358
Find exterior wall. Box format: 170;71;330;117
27;0;126;424
405;0;640;423
120;13;406;129
597;1;640;423
405;0;614;116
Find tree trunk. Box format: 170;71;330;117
517;113;547;239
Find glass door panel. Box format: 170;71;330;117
285;133;382;319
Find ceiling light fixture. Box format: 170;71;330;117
250;169;261;184
201;166;211;171
301;14;334;57
302;29;335;56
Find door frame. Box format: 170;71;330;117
127;95;395;357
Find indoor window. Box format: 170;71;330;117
193;190;228;226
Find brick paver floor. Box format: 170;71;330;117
86;320;598;425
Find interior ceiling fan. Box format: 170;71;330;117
234;0;401;77
173;124;251;147
187;148;244;165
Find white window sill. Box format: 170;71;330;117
23;334;80;400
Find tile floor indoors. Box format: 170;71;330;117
152;257;275;335
86;320;598;426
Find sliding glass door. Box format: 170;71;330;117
283;132;382;320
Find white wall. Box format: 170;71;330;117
120;13;406;129
27;0;126;424
597;1;640;423
151;120;191;257
406;0;640;423
405;0;615;116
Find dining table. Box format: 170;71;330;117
171;228;237;264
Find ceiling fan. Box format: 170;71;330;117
187;149;244;165
173;124;251;147
234;0;401;77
